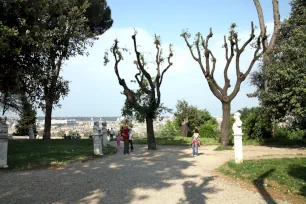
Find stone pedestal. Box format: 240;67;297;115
234;134;243;163
233;112;243;164
28;128;34;139
101;121;108;147
93;122;103;156
0;117;8;168
93;136;103;155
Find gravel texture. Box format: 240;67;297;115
0;143;305;204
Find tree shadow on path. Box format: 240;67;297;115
0;145;220;203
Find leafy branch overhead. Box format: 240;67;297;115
104;31;174;121
180;22;266;103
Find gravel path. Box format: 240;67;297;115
0;143;305;204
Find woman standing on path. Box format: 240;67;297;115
122;124;130;155
192;128;200;156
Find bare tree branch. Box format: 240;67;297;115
159;56;173;86
253;0;269;51
112;40;137;105
204;28;213;75
182;33;206;75
224;35;229;61
223;34;235;92
182;33;199;62
236;22;255;78
229;36;263;101
268;0;281;54
240;22;255;53
253;0;280;54
132;32;155;90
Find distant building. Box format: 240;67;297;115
67;119;77;125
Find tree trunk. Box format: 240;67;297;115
221;102;231;147
146;116;156;150
43;101;52;140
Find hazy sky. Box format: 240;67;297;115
39;0;291;117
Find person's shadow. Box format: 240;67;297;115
253;169;277;204
178;176;217;204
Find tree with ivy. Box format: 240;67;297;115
105;32;173;150
252;0;306;128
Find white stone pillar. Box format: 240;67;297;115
93;122;103;156
233;112;243;164
101;121;108;147
28;128;34;139
93;135;103;155
234;134;243;163
0;117;9;168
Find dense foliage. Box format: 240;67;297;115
159;120;180;137
199;119;220;139
174;100;213;136
239;107;272;140
15;95;37;135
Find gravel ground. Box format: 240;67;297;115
0;143;305;204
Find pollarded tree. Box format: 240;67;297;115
181;23;267;147
106;32;174;150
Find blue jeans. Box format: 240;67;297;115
192;142;199;155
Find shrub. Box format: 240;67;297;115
240;107;272;140
174;100;214;136
68;130;79;136
84;132;92;137
275;127;305;140
199;119;220;139
57;130;66;137
159;120;180;137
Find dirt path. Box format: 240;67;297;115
0;144;305;204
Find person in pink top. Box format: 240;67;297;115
116;130;121;148
192;128;200;156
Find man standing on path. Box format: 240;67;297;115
129;128;134;152
110;128;115;141
122;124;129;155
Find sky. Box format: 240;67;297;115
39;0;292;117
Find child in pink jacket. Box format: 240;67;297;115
116;130;121;148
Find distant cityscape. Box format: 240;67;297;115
5;114;223;138
6;116;176;138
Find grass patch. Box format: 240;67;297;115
5;139;116;170
243;138;306;146
218;158;306;197
214;146;233;151
133;136;219;146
